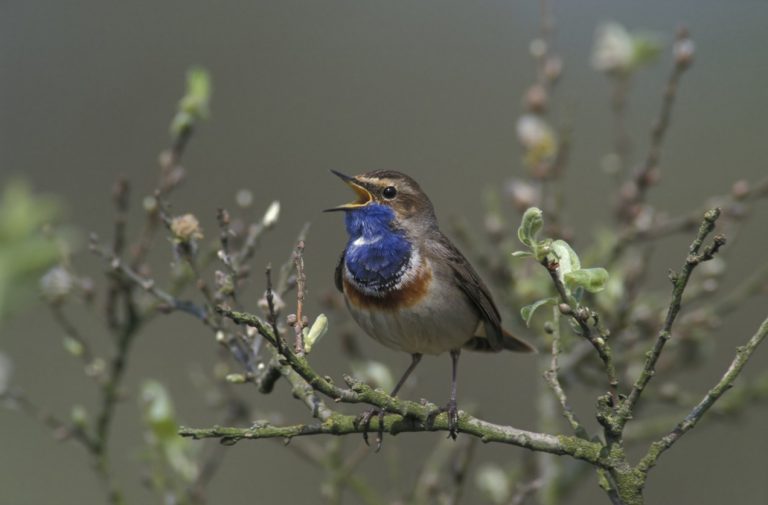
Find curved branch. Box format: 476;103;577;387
179;411;602;466
188;306;606;467
637;315;768;474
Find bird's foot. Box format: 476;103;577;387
355;407;386;451
424;400;460;439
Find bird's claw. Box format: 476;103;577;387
445;399;459;439
425;400;460;439
356;408;386;451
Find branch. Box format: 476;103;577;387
618;208;725;427
179;412;600;465
543;307;590;439
542;258;620;405
185;307;606;467
618;28;693;222
90;238;208;322
637;315;768;474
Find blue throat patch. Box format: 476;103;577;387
344;204;412;289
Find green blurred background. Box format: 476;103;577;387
1;0;767;503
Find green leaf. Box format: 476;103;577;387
564;268;610;293
517;207;543;247
550;240;581;280
170;66;212;137
520;297;556;327
511;250;533;258
141;380;177;441
630;33;662;68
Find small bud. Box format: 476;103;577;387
235;189;254;208
731;180;750;200
40;266;74;304
261;201;281;228
85;358;106;378
304;314;329;354
286;314;298;325
63;337;84;357
170;214;203;242
591;22;634;73
543;56;563;82
524;84;548;113
529;38;547;59
258;291;285;314
558;303;573;315
71;405;88;429
225;373;247;384
516;115;557;167
141;196;157;214
215;331;227;343
505;179;541;211
673;32;695;69
475;463;510;504
214;270;234;295
517;207;544;247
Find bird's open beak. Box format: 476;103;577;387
324;170;373;212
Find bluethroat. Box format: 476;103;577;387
326;170;535;447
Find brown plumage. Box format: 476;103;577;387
328;169;534;447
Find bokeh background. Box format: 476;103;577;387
2;0;767;504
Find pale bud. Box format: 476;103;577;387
170;214;203;242
304;314;329;353
235;189;254;208
475;464;510;504
544;56;563;82
674;28;695;69
63;337;84;358
225;373;247;384
524;84;548;113
261;200;280;228
71;405;88;429
516;114;557;166
529;38;547;59
592;22;634;73
40;266;74;304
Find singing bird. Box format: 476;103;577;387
327;170;535;446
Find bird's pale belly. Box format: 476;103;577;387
344;279;479;355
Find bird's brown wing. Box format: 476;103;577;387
334;251;345;292
434;233;535;353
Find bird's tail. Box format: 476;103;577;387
464;329;537;353
501;328;537;353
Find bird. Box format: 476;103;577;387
326;170;535;448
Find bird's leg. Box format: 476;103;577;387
425;349;461;439
357;353;422;450
446;348;461;439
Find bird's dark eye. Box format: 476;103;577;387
382;186;397;199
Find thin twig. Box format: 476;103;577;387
542;258;620;405
543;307;590;439
618;28;693;222
292;240;307;355
636;315;768;474
91;239;208;322
264;266;284;354
618;209;725;427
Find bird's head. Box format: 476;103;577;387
325;170;437;236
